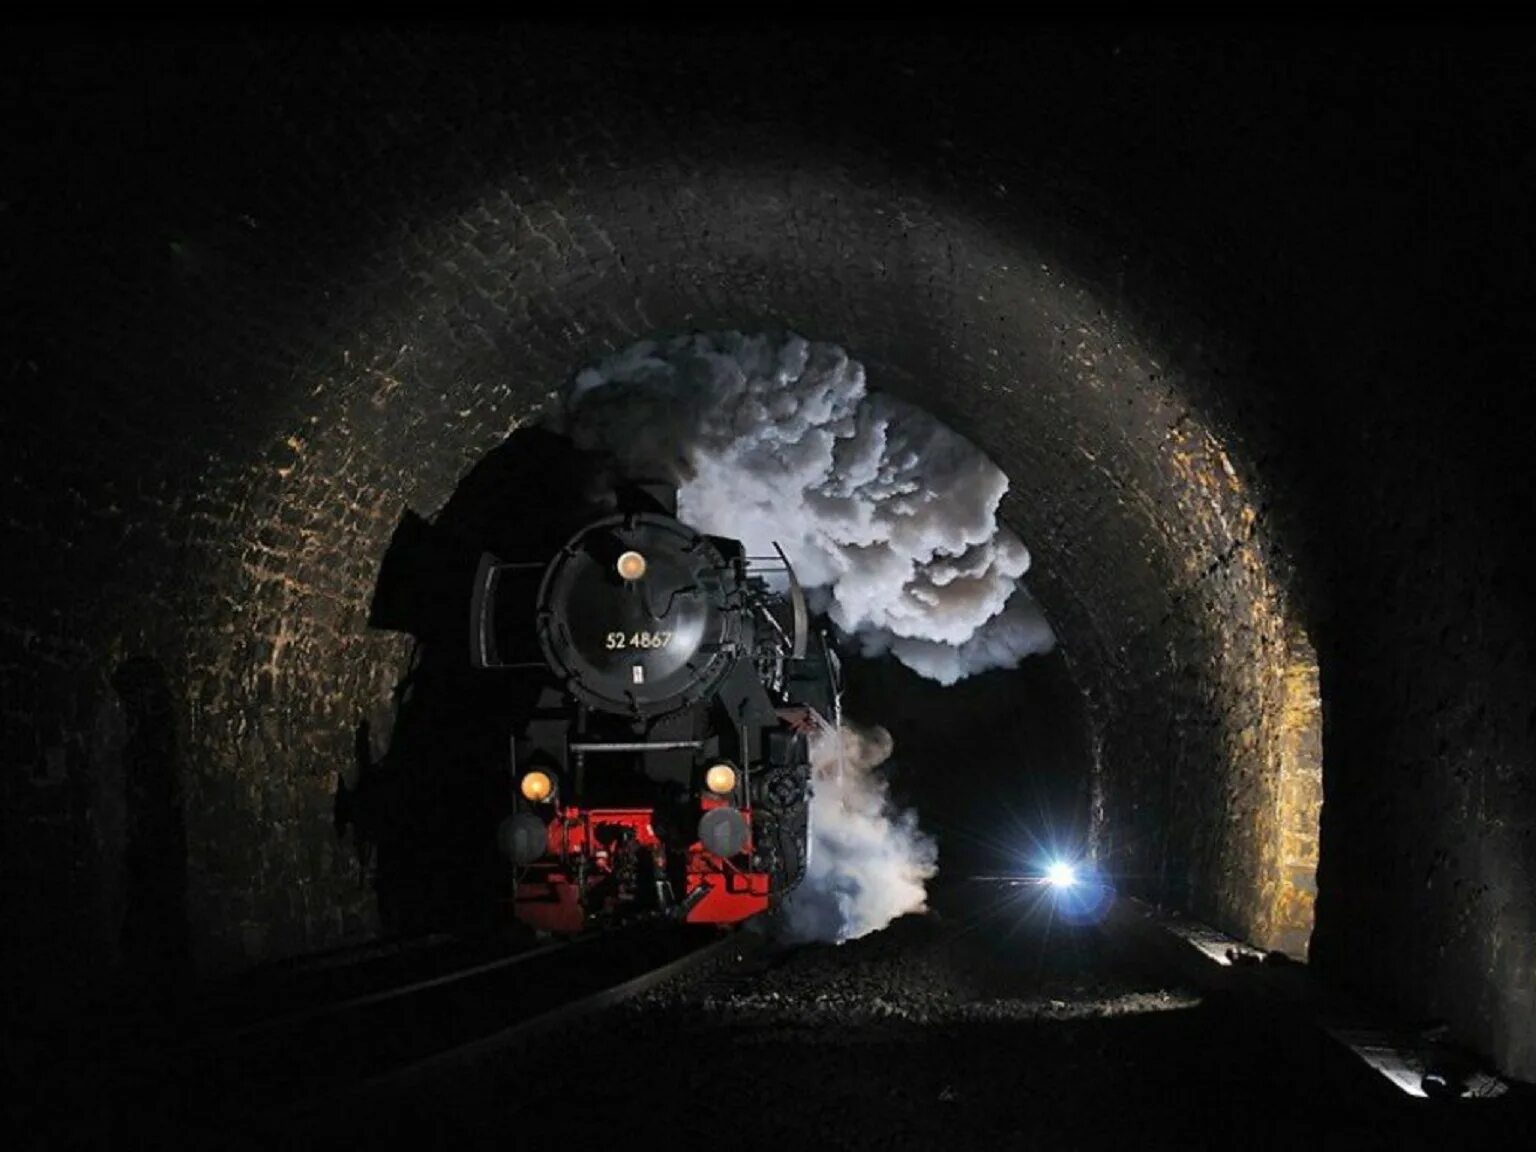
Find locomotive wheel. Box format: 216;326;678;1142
756;802;809;899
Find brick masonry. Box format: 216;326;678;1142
1;29;1531;1080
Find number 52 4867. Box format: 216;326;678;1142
605;631;672;650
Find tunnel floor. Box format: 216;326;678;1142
285;881;1532;1151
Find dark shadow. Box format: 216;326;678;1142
110;657;190;991
840;650;1095;878
334;425;619;939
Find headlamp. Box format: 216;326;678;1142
704;763;737;795
520;770;555;803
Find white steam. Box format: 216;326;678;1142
561;330;1055;683
560;330;1054;941
780;722;938;943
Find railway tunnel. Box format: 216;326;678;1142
3;22;1535;1124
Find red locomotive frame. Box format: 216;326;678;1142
510;794;773;935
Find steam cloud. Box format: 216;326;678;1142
560;331;1055;684
560;331;1054;941
779;722;938;943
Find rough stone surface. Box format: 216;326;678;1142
2;28;1532;1081
289;881;1531;1149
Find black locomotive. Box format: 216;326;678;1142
470;479;837;932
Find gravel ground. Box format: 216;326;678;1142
304;881;1532;1151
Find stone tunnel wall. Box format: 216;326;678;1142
2;29;1531;1081
1092;528;1321;958
0;31;1302;991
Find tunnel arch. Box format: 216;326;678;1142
172;143;1324;968
12;27;1535;1083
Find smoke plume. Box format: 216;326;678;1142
560;331;1053;940
780;721;938;942
561;330;1055;682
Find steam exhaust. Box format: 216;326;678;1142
561;331;1052;941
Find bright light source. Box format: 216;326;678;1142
616;550;647;581
1046;861;1078;889
520;770;555;803
704;763;737;795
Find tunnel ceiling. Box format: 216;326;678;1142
8;30;1297;676
5;29;1535;1080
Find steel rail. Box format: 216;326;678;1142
168;936;587;1052
355;929;739;1094
255;929;745;1131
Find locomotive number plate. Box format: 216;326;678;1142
605;631;673;650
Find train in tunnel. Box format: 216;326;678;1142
463;479;840;934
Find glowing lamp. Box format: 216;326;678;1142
616;550;647;581
1046;861;1078;889
704;763;737;795
520;770;555;803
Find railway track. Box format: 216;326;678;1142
35;924;744;1148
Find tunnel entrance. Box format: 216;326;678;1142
553;330;1325;957
335;331;1323;959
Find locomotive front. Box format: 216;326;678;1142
472;494;835;934
537;512;742;720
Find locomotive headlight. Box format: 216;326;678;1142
704;763;737;795
616;550;647;581
520;770;555;803
1045;861;1078;889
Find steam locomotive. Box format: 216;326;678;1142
468;481;838;934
